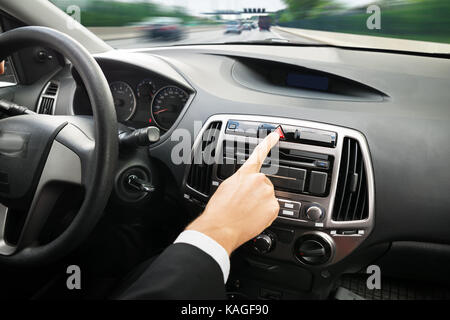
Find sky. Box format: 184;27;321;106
150;0;285;15
150;0;375;15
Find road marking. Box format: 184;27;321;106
270;29;287;40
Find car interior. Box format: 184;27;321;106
0;0;449;300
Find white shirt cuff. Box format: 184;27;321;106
174;230;230;283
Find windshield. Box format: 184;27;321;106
50;0;450;53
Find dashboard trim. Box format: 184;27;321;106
94;50;193;90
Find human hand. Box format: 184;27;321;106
186;131;280;255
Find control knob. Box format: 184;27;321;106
253;232;275;254
295;233;333;265
306;205;324;222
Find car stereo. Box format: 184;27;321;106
219;120;336;198
182;115;375;267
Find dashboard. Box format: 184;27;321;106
24;44;450;299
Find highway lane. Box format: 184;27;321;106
105;27;320;50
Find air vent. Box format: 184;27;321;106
333;137;368;221
44;82;59;96
37;81;59;114
187;121;222;196
39;97;54;115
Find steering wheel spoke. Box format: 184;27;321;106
0;204;15;256
17;137;84;250
0;118;97;256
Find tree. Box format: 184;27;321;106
283;0;322;19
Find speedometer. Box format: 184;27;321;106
109;81;136;122
151;86;189;130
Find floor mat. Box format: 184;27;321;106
336;274;450;300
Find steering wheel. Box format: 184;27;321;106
0;27;118;265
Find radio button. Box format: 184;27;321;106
314;160;330;169
309;171;327;195
277;199;301;218
281;209;295;217
226;120;239;132
284;202;294;209
278;199;301;211
257;123;277;138
279;209;299;219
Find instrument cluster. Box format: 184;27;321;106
109;78;189;131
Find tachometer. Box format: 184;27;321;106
109;81;136;122
137;79;155;100
151;86;189;130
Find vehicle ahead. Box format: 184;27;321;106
224;20;243;34
139;17;185;41
242;23;252;31
258;15;271;31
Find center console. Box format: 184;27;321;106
182;114;375;296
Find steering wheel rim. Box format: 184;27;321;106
0;26;118;265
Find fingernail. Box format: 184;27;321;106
275;126;285;139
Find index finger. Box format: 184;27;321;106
239;131;280;173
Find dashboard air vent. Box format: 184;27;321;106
37;81;59;115
39;97;55;115
44;82;59;96
187;121;222;196
333;137;369;221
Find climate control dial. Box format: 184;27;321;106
294;232;334;265
253;231;276;254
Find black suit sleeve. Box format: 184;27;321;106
116;243;226;300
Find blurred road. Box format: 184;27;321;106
105;27;320;49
